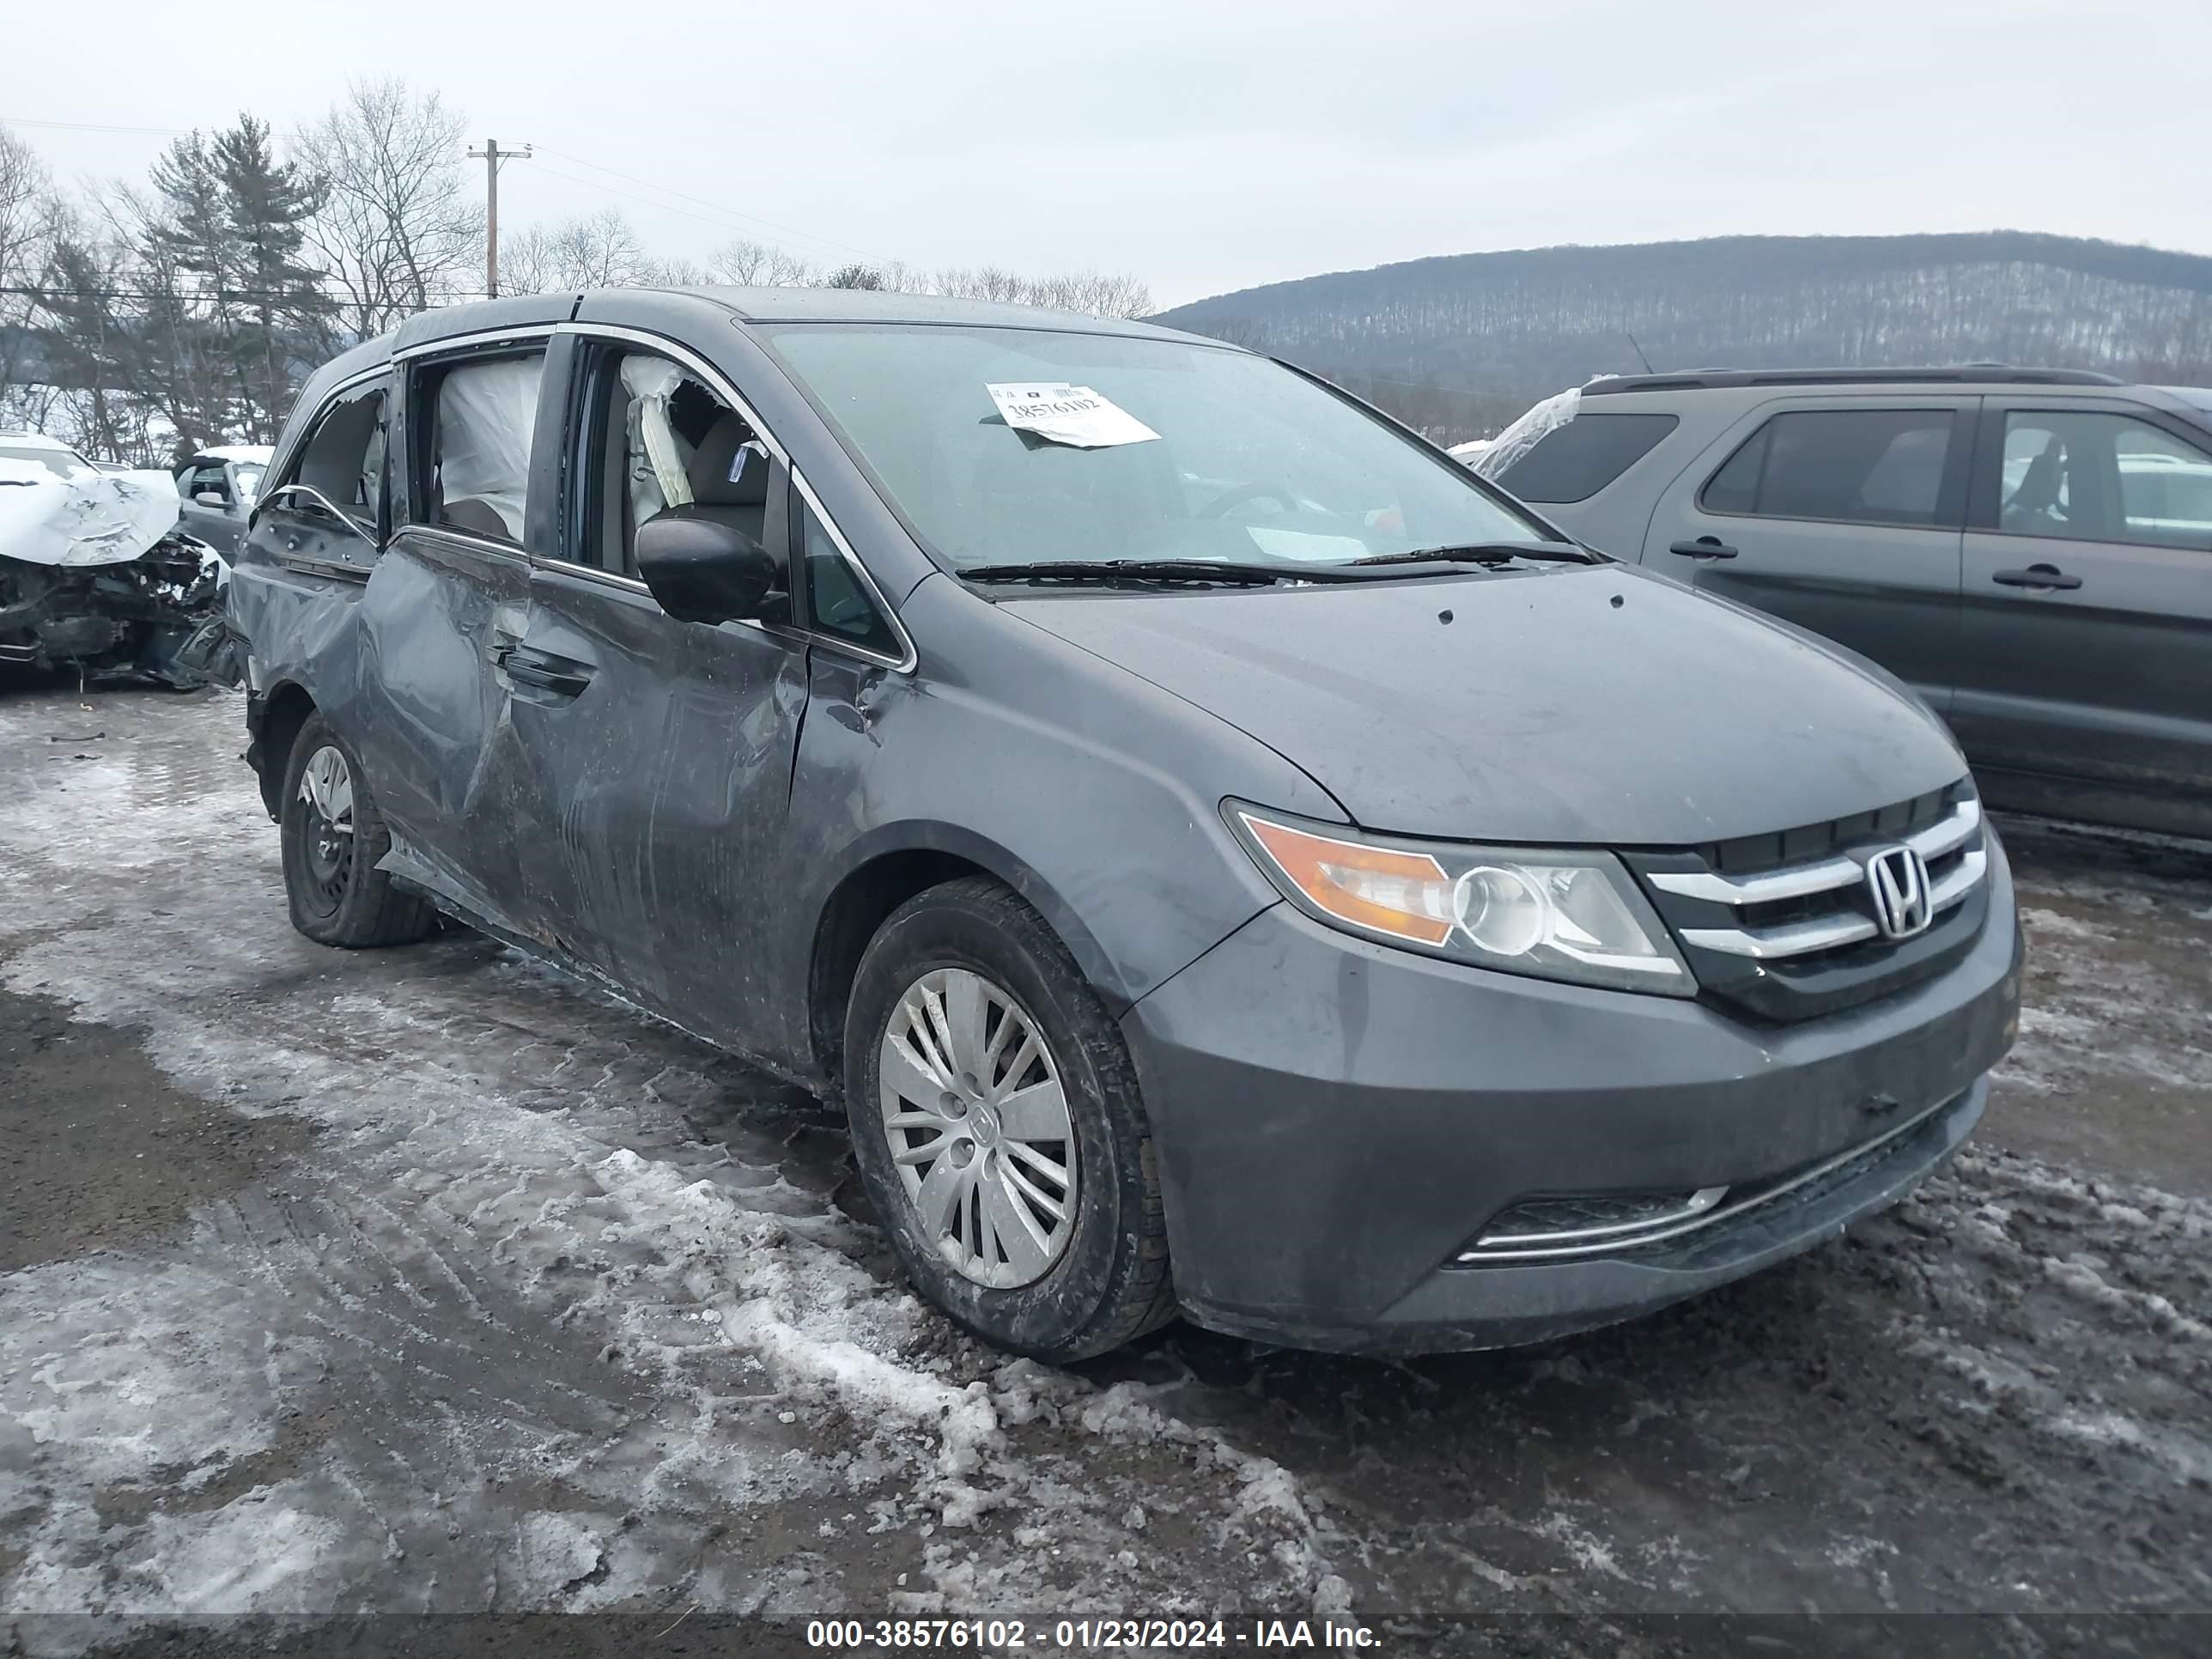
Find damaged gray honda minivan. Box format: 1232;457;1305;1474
229;289;2022;1359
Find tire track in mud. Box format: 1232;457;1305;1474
0;691;1347;1638
4;689;2209;1644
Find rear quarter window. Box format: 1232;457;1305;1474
1701;409;1956;527
1494;412;1679;503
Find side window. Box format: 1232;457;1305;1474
287;382;388;537
574;347;788;623
2001;410;2212;550
417;352;545;544
1702;410;1955;527
181;461;230;502
1496;412;1678;504
799;495;902;660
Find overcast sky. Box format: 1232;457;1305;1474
9;0;2209;309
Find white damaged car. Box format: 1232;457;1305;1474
0;431;238;686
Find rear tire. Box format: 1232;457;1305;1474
844;877;1176;1362
278;712;436;948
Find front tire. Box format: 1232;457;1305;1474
844;878;1176;1362
278;712;436;948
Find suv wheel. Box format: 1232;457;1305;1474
844;877;1176;1362
278;713;436;948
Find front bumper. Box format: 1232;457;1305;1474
1121;830;2021;1353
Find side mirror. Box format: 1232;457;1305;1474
635;509;778;626
194;489;228;507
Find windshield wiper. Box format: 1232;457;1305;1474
959;559;1304;586
1350;540;1601;567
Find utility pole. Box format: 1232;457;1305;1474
466;138;532;298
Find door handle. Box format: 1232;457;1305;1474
1990;563;2081;591
1668;537;1739;561
492;644;594;699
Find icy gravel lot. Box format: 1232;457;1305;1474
2;683;2208;1655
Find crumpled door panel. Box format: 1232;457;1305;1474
353;533;542;939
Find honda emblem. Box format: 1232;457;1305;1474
1866;846;1932;939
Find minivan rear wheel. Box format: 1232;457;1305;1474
279;713;437;948
843;877;1176;1362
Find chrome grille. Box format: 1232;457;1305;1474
1655;798;1986;960
1622;785;1992;1023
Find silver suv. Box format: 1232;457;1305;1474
1487;368;2212;839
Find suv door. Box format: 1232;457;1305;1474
253;382;390;584
1642;397;1972;713
495;321;814;1048
1954;398;2212;832
178;459;246;552
343;336;559;936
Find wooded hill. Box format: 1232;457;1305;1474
1153;232;2212;443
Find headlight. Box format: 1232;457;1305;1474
1226;803;1694;996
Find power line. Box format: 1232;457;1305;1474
8;112;904;273
526;147;897;268
1;114;189;137
524;159;832;270
2;283;493;303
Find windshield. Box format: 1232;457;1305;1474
0;442;100;483
764;325;1553;572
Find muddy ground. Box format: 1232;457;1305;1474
1;682;2207;1656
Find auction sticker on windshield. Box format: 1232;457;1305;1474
987;382;1160;447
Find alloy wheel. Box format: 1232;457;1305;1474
297;744;356;912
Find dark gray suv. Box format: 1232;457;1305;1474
228;292;2021;1360
1486;368;2212;839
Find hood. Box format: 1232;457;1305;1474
1002;563;1966;847
0;466;182;568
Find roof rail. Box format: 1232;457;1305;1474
1581;365;2128;395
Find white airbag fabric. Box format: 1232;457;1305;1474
436;356;543;540
619;356;694;526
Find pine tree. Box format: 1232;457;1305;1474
144;131;250;442
213;116;333;439
141;117;336;443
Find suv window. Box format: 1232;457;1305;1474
2001;410;2212;550
419;352;544;544
287;382;388;536
573;346;788;623
180;461;231;502
1496;412;1678;503
799;495;900;659
1703;410;1954;527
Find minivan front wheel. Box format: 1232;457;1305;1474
844;878;1176;1361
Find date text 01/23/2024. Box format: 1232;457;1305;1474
804;1618;1380;1650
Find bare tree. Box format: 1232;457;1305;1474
915;264;1152;319
1;126;61;413
501;207;651;294
295;79;482;338
707;237;817;287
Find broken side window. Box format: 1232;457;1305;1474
287;380;390;538
180;461;232;504
576;347;788;623
422;353;544;544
